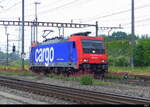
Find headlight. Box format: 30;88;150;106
83;59;89;62
101;60;105;63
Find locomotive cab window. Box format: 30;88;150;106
72;42;76;48
82;40;105;54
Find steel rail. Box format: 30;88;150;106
0;76;149;104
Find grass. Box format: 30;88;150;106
93;79;116;85
0;68;121;85
2;61;150;85
0;65;28;70
0;60;29;70
0;71;36;77
79;75;94;85
0;70;117;85
1;60;150;73
105;73;124;80
109;66;150;73
46;73;115;85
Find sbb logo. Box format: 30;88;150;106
35;47;54;63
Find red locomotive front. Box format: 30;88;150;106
69;32;108;76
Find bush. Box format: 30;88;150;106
108;56;130;67
115;56;130;66
47;73;56;78
80;75;93;85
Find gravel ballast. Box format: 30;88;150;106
0;86;76;104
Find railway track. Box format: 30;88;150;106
106;72;150;86
102;78;150;87
0;76;149;104
0;68;150;87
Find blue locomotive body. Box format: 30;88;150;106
30;41;77;69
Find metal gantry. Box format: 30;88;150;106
0;20;98;69
0;20;96;28
98;26;123;36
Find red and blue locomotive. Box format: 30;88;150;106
29;32;108;76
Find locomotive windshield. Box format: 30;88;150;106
82;40;105;54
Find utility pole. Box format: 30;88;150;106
108;29;113;36
131;0;135;68
22;0;25;70
31;25;33;46
58;27;61;37
71;19;73;23
6;33;9;67
5;26;9;68
62;27;64;38
34;2;40;43
96;21;98;37
18;17;21;55
33;20;35;43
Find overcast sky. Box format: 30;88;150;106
0;0;150;56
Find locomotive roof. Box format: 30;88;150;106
71;31;91;36
40;37;68;45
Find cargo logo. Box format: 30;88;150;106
35;47;54;63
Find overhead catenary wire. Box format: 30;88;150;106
0;1;21;14
98;14;150;24
0;0;90;20
23;0;65;19
0;0;21;20
81;3;150;23
24;0;93;19
124;22;150;29
25;0;78;18
36;0;66;11
1;0;11;8
0;0;77;19
122;17;150;26
0;0;8;4
0;0;149;39
0;0;149;23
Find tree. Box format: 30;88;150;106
134;39;150;66
112;31;128;40
106;40;131;67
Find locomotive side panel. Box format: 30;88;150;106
30;42;77;68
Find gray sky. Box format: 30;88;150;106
0;0;150;56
